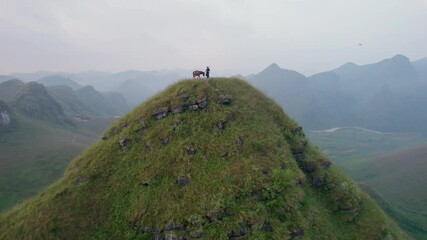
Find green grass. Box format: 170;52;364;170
0;78;406;239
307;128;427;239
0;113;113;212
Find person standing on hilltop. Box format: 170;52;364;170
206;66;210;78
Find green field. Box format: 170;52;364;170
307;127;427;239
0;114;113;212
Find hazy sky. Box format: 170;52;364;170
1;0;426;75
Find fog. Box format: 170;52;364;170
1;0;426;76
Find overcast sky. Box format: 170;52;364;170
1;0;426;76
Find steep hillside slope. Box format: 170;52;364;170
0;78;405;239
11;82;67;123
75;86;126;117
0;79;26;102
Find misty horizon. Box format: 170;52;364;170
2;53;426;78
1;0;426;76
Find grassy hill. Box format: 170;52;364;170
0;78;405;239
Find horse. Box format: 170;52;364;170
192;70;205;78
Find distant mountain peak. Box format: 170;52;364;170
266;63;281;70
391;54;409;61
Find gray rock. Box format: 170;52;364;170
161;136;170;145
119;138;131;149
152;107;170;119
139;118;147;127
292;228;304;238
311;175;325;187
302;162;317;173
185;145;197;155
236;136;244;147
218;95;232;105
135;118;148;134
261;221;272;232
197;100;207;109
177;176;189;188
188;104;199;111
74;175;85;185
291;126;303;135
293;152;304;161
320;159;332;168
164;220;176;230
216;121;225;130
262;168;271;176
141;181;150;187
110;122;129;136
172;105;186;114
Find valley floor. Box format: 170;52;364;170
0;116;113;212
308;128;427;239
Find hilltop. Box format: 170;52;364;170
0;78;405;239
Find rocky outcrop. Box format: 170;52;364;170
0;111;11;125
0;101;12;126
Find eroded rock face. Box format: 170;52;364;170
152;107;170;119
185;145;197;155
0;111;11;125
320;160;332;168
311;175;325;187
119;138;131;150
302;162;317;173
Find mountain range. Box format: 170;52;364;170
0;79;129;123
248;54;427;134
